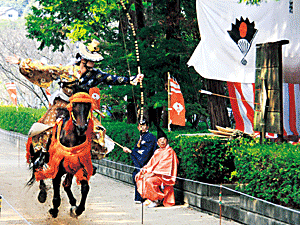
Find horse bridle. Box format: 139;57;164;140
70;108;92;132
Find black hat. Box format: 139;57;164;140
157;126;168;140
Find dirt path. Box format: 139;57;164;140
0;133;240;225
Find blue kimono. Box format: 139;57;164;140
131;131;158;202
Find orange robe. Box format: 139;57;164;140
135;145;179;207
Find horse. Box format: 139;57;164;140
27;92;96;218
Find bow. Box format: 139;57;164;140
119;0;144;124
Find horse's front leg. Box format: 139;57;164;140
71;180;89;217
49;171;63;218
63;173;78;216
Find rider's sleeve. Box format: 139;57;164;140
92;69;137;86
19;59;72;88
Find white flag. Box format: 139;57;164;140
188;0;300;84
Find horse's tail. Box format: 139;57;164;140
26;164;36;187
26;138;36;187
26;138;51;187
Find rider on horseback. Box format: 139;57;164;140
6;39;143;168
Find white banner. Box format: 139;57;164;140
188;0;300;84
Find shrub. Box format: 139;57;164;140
102;120;139;165
232;140;300;209
3;106;300;209
170;135;235;183
0;106;46;135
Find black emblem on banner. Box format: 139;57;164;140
228;17;258;65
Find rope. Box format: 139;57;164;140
2;128;300;215
219;185;222;225
98;158;300;215
0;194;31;224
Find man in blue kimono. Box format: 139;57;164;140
123;119;158;203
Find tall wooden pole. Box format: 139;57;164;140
168;72;171;132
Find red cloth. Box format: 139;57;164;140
26;137;33;164
135;145;179;206
89;87;101;110
35;119;94;184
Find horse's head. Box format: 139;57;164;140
67;92;94;136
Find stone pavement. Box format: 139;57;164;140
0;131;240;225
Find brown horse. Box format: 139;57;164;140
32;92;95;218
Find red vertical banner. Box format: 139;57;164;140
170;78;186;126
5;82;17;106
89;87;101;110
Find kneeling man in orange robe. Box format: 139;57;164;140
135;127;179;207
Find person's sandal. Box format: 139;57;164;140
147;200;159;208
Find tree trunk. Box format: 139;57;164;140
162;105;168;128
127;98;137;124
206;79;230;130
148;106;163;127
129;0;145;31
135;0;145;29
166;0;181;40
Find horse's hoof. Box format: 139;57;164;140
75;206;85;216
49;208;58;218
38;189;47;203
70;206;78;218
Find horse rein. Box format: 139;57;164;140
70;110;92;131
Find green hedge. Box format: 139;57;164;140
102;120;139;164
171;136;235;183
0;106;46;134
231;139;300;209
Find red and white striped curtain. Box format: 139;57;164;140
283;83;300;136
227;82;300;137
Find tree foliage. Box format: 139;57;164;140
25;0;207;128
